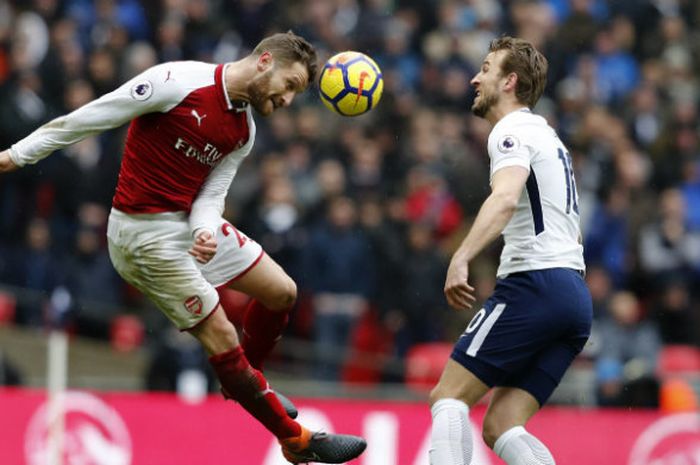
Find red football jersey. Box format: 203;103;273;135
11;61;256;235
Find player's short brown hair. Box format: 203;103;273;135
489;36;548;108
253;32;318;89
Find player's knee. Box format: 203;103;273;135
266;277;297;310
481;416;511;449
481;424;499;449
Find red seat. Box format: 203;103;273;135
110;314;145;352
341;308;393;385
0;291;16;325
657;344;700;376
405;342;453;391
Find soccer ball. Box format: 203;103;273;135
318;51;383;116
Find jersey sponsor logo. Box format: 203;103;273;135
497;134;519;153
130;80;153;101
174;137;226;166
184;295;203;315
191;109;207;126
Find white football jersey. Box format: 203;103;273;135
488;108;584;277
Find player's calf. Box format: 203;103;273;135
210;346;301;439
242;299;291;370
220;385;298;419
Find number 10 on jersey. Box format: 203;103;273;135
558;148;579;215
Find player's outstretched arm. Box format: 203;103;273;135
0;150;19;173
8;63;180;169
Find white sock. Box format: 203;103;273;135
493;426;555;465
429;398;472;465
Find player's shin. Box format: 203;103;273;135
493;426;555;465
209;346;301;439
429;398;473;465
242;299;290;370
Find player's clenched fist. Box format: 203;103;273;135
189;229;217;264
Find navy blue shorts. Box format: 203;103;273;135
451;268;592;406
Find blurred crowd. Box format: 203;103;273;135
0;0;699;406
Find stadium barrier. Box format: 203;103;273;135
1;387;698;465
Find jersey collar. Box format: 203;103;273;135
216;63;249;113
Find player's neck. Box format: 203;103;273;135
486;101;529;126
223;58;256;104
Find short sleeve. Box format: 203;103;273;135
489;130;532;178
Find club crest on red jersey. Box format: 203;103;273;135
184;295;203;315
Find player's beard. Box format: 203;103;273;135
248;70;274;115
472;90;498;118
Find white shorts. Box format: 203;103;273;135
107;209;263;330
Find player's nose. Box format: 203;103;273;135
281;91;295;107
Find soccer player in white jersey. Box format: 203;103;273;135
0;32;366;464
428;37;592;465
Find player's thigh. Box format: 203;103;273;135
499;270;591;405
223;253;297;310
199;222;264;287
481;387;540;448
429;358;491;408
199;222;296;309
503;336;588;406
107;220;219;330
451;269;590;395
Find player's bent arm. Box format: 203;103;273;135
189;148;250;238
189;113;256;237
453;165;530;262
9;64;181;168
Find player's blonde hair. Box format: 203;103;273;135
253;31;318;89
489;36;548;108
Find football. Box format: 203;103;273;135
318;51;383;116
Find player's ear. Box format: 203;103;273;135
503;72;518;92
257;51;273;72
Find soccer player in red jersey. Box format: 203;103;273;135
0;32;366;464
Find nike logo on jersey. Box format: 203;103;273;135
191;109;207;126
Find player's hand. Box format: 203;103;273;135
444;253;476;310
0;150;19;173
189;229;217;264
